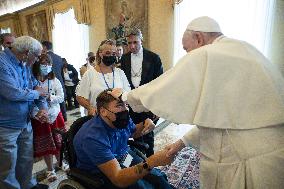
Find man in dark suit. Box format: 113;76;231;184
120;28;163;157
62;58;80;109
41;41;67;121
115;42;124;68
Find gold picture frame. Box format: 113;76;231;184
26;10;49;42
105;0;148;48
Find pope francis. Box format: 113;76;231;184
109;16;284;189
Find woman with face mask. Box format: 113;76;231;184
76;39;131;116
31;54;67;182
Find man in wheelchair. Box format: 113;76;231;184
73;89;174;189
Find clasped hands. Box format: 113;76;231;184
153;140;185;167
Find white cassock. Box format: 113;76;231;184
125;36;284;189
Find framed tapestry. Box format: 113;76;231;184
105;0;148;48
26;10;49;42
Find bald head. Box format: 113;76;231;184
182;16;223;52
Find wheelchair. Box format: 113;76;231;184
55;115;149;189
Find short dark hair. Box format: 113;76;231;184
126;27;143;40
87;52;95;57
0;33;14;45
96;89;116;115
41;41;53;50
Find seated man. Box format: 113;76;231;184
73;89;174;189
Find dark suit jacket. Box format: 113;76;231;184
62;64;80;86
120;48;163;124
48;51;64;85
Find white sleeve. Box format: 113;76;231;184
181;126;200;149
125;51;206;124
49;78;64;105
76;71;91;99
126;88;150;112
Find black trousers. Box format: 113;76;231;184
129;108;158;158
65;85;79;108
60;102;67;121
134;131;154;157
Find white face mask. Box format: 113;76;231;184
40;65;52;76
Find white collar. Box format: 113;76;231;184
132;47;143;56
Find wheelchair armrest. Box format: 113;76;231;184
69;168;104;188
127;140;149;151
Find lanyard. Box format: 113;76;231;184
100;67;114;89
47;79;52;106
47;79;50;94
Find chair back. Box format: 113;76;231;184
61;115;93;168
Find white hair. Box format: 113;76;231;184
12;36;42;56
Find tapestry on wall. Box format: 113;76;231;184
105;0;148;49
26;10;48;42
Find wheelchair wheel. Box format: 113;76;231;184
57;179;86;189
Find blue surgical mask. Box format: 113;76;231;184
40;65;52;76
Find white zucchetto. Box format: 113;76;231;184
186;16;222;33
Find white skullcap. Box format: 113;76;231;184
186;16;221;33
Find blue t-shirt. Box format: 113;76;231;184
73;115;136;173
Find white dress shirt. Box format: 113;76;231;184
131;48;143;88
63;69;75;86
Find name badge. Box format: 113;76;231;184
122;153;133;168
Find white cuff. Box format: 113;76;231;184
121;91;128;102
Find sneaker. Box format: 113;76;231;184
58;161;69;171
46;169;57;182
30;183;49;189
55;161;69;171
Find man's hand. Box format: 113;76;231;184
35;109;48;123
87;106;96;116
142;118;155;135
35;86;48;98
107;88;123;99
147;149;175;168
165;139;185;158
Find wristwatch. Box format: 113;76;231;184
142;161;152;171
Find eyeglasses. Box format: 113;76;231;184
27;51;40;61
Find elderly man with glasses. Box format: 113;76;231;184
0;36;49;189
